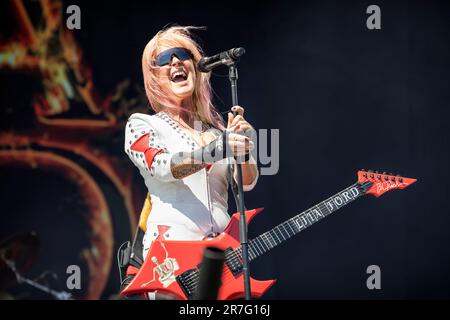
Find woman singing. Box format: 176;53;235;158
124;25;258;297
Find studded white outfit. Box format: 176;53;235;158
124;112;258;259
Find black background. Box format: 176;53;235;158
1;0;450;299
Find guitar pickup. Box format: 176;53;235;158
176;268;199;299
224;247;243;276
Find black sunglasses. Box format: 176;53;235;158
154;47;193;67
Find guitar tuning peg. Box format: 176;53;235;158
391;177;396;181
375;171;379;174
368;170;373;173
382;172;387;175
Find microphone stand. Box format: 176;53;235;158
228;64;251;300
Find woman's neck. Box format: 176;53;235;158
167;98;199;128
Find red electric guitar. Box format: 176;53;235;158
121;170;416;300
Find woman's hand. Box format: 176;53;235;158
227;106;254;157
227;105;254;133
227;106;258;188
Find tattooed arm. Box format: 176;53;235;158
170;157;209;179
125;113;251;181
170;130;252;180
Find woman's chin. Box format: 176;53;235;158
170;85;194;99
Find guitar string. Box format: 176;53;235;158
180;183;367;289
181;180;377;291
183;180;377;291
181;186;365;289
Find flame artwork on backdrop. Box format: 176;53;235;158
0;0;148;299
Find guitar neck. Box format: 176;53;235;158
235;181;372;261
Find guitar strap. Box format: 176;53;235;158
117;195;150;289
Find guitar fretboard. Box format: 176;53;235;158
234;182;371;261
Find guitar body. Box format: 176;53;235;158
121;207;276;300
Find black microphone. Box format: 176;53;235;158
198;47;245;73
193;247;225;300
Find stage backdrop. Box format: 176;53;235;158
1;0;449;299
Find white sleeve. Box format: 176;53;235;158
124;113;176;182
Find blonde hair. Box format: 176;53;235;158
142;25;225;129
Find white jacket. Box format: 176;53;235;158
124;112;258;258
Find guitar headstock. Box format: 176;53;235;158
357;170;417;197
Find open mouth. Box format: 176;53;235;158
170;69;188;83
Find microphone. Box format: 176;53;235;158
193;247;225;300
198;47;245;72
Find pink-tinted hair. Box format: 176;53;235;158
142;25;225;129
